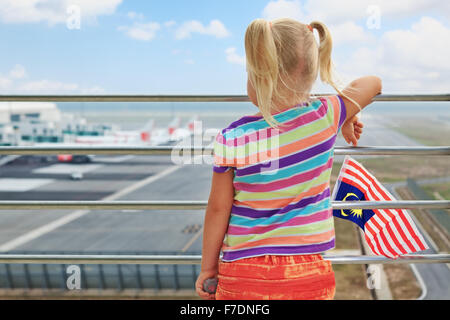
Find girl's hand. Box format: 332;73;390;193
341;115;364;146
195;269;218;300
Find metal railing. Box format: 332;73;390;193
0;145;448;155
0;253;448;265
0;200;448;210
1;93;449;102
0;94;449;267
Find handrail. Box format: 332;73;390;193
0;254;447;265
0;146;449;155
0;93;447;272
0;200;448;210
0;94;449;102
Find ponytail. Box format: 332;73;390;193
245;19;281;128
310;21;361;112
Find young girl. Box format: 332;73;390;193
196;18;381;300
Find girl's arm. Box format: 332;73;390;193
195;169;234;299
341;75;382;121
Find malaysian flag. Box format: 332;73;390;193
332;155;429;259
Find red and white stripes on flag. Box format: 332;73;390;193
333;155;429;259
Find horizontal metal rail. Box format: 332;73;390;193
0;94;447;269
0;254;447;265
0;200;448;210
0;145;449;156
0;94;449;102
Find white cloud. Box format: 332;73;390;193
338;17;450;93
80;86;105;94
16;80;103;94
164;20;176;28
8;64;27;79
261;1;450;92
0;64;104;94
330;21;374;45
118;22;161;41
0;65;23;90
19;79;79;92
127;11;144;20
15;79;104;94
261;0;449;46
262;0;304;21
382;17;450;72
0;76;12;89
175;19;230;39
0;0;122;25
225;47;245;66
262;0;372;47
263;0;446;24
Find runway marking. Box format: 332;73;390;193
32;164;103;174
180;226;203;253
93;155;135;163
410;263;427;300
0;178;54;191
0;164;183;252
0;209;89;252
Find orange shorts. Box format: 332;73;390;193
215;254;335;300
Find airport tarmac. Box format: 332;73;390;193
0;154;210;254
0;116;438;294
0;116;421;253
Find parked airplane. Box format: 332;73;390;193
74;119;155;145
170;115;198;141
53;116;197;163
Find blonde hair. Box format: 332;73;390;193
245;18;360;128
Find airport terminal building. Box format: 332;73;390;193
0;102;113;145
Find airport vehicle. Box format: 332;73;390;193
70;171;83;180
58;154;93;163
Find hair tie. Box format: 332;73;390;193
307;24;313;32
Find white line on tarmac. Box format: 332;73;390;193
180;227;203;253
0;164;183;252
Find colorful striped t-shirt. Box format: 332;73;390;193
213;95;347;262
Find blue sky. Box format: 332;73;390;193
0;0;449;94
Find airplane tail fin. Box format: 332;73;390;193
140;119;154;142
187;115;198;133
168;116;181;135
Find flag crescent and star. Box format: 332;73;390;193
332;156;429;259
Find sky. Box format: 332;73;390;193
0;0;449;95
